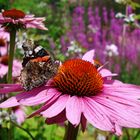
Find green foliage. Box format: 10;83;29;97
0;0;9;10
120;63;140;85
130;0;140;9
12;116;64;140
11;0;39;13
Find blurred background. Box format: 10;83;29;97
0;0;140;139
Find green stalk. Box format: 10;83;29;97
11;120;35;140
7;30;16;83
6;30;16;139
63;122;79;140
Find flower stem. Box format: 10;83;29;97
7;30;16;83
11;120;35;140
63;122;79;140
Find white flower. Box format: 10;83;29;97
10;113;17;122
97;134;106;140
105;44;119;57
116;12;136;24
124;14;135;23
115;0;128;4
115;13;126;19
66;41;82;56
0;110;10;123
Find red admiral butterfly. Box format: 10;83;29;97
20;40;59;91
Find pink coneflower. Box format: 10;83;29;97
0;28;9;56
0;28;9;42
0;9;47;31
0;55;22;78
0;39;7;56
13;106;26;125
1;50;140;136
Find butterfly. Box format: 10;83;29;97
20;40;59;91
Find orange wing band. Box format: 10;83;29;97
31;56;50;62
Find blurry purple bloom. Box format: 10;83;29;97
127;6;133;14
103;7;108;24
74;6;85;15
60;5;140;73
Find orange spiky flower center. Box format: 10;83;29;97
0;55;8;65
0;38;6;46
53;59;103;97
2;9;25;19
